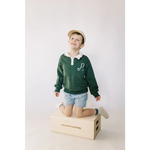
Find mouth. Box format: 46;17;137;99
71;43;76;45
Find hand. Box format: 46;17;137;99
54;92;59;97
96;96;101;101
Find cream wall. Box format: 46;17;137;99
26;0;125;118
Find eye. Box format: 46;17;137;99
77;39;79;41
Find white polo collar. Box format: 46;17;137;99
64;51;83;60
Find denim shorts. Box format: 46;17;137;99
64;92;88;107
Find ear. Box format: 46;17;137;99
80;44;85;49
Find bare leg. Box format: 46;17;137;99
60;104;74;117
75;106;95;118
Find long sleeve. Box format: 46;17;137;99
54;57;63;92
85;61;100;98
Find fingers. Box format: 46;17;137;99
96;96;101;101
54;92;59;97
56;93;59;97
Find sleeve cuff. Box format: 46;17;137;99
54;88;60;92
92;92;100;98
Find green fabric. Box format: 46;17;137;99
54;54;100;98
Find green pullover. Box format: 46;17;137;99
54;52;100;98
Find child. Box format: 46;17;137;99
54;30;109;119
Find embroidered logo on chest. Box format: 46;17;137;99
77;63;85;71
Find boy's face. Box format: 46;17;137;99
68;34;84;50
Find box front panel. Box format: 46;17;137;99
50;115;94;139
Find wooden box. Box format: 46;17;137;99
50;110;101;140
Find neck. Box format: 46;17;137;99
69;49;80;57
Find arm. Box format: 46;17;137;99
85;60;100;99
54;57;63;94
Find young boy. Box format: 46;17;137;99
54;30;109;119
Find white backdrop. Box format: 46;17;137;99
26;0;124;120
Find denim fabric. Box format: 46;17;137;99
64;92;88;107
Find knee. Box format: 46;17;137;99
64;112;72;117
75;112;82;118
